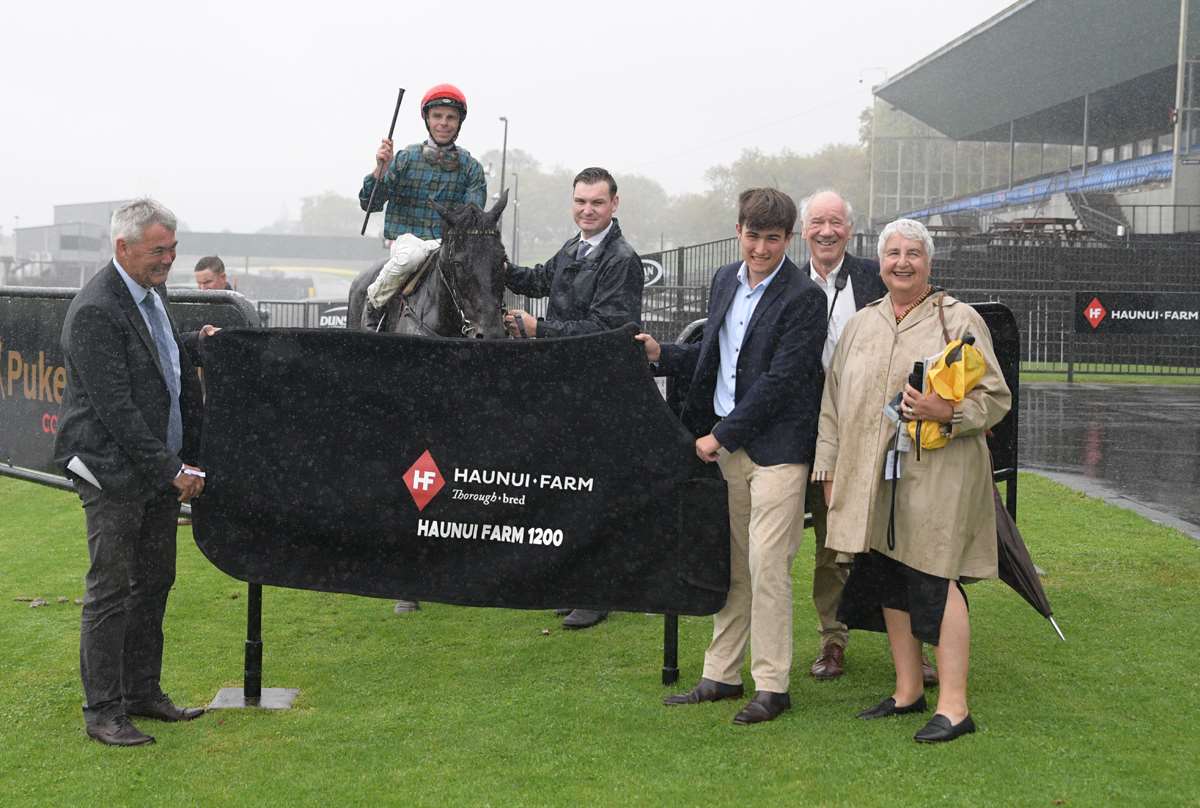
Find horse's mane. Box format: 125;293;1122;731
440;203;495;240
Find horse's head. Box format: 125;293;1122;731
431;190;509;339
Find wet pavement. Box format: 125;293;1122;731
1019;383;1200;539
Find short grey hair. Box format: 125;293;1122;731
877;218;935;262
110;198;177;247
800;190;854;229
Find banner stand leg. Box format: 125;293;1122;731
662;614;679;685
208;583;299;710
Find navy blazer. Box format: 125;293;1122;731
658;257;826;466
54;262;204;498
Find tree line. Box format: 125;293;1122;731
266;125;870;263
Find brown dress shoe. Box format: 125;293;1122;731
125;694;205;722
86;714;155;746
732;691;791;725
663;677;744;705
921;654;939;687
810;644;845;680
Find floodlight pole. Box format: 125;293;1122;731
1171;0;1190;217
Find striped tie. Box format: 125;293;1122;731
576;241;592;260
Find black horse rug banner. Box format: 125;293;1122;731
192;325;730;616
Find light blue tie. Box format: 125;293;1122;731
141;294;183;454
576;241;592;260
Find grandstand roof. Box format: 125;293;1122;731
875;0;1195;143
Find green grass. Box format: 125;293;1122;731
1019;363;1200;385
1;473;1197;807
1020;371;1200;385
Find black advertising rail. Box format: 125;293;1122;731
0;286;260;486
1075;291;1200;335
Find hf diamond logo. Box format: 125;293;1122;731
404;449;445;511
1084;297;1107;329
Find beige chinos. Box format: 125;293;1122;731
703;448;808;693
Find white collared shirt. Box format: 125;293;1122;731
810;258;856;370
577;220;614;255
713;257;786;417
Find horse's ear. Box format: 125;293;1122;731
487;189;509;223
430;197;457;226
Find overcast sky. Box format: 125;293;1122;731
1;0;1013;234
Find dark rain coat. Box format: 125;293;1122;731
504;218;643;337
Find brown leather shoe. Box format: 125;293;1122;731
125;694;204;722
86;714;155;746
732;691;791;725
810;643;845;680
922;653;939;687
663;677;744;706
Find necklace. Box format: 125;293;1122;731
894;286;934;324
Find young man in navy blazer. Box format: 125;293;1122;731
637;188;826;724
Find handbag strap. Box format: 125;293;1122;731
936;292;951;344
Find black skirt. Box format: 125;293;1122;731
836;550;968;646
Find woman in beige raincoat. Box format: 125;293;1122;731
811;218;1010;744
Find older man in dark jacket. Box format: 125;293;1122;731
503;167;643;629
503;167;643;340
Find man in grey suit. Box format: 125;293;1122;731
55;198;213;746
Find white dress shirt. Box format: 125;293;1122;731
810;258;856;371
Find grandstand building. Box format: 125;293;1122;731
868;0;1200;237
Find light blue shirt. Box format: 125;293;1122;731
113;258;182;389
713;257;785;417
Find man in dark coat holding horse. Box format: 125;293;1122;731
503;166;644;629
503;167;643;340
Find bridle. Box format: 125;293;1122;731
390;226;506;338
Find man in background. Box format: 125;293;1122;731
194;255;231;290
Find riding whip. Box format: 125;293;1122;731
361;87;406;236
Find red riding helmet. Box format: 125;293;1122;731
421;84;468;122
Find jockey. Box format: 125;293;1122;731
358;83;488;241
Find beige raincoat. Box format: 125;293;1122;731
811;293;1011;580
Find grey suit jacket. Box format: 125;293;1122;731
54;262;204;498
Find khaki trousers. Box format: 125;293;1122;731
703;449;808;693
806;483;849;651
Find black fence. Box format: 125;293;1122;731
257;233;1200;376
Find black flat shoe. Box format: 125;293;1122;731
857;694;928;720
914;713;976;743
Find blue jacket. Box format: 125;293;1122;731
658;257;826;466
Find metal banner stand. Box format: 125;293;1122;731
208;583;299;710
662;615;679;684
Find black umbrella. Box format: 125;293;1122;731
992;484;1066;641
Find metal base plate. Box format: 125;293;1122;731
208;687;299;710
